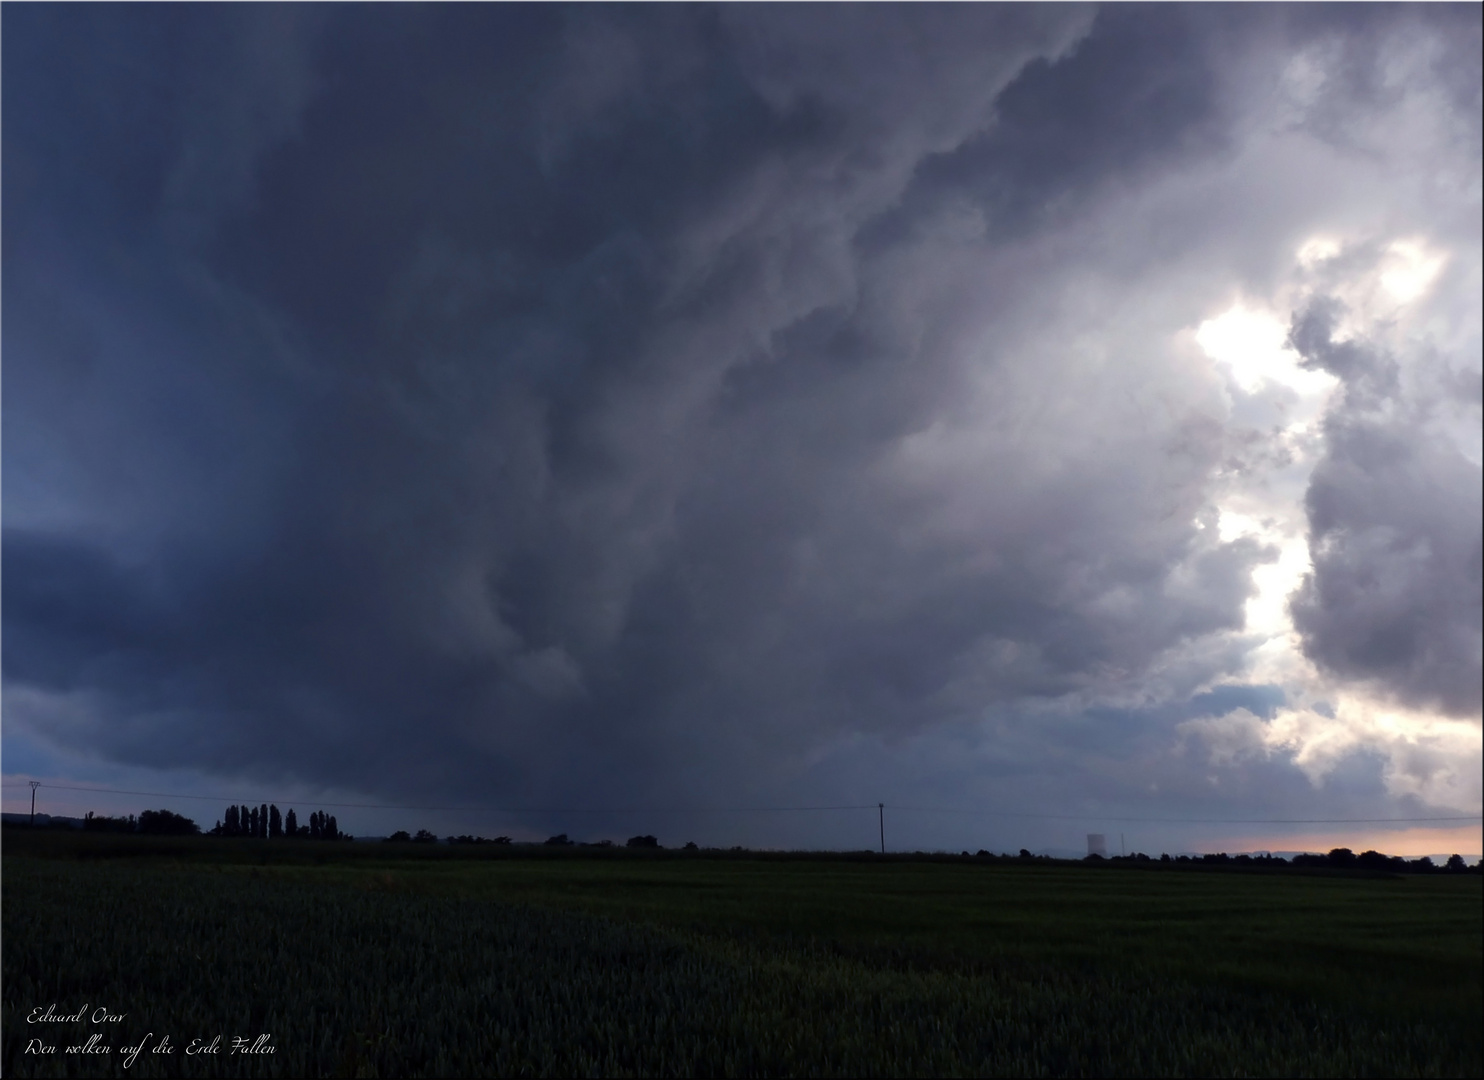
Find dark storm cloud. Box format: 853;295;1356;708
1288;298;1483;718
4;4;1478;826
866;4;1231;250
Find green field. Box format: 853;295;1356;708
4;831;1480;1077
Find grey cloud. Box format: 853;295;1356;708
1288;297;1398;394
1283;3;1483;155
889;4;1231;241
1288;300;1483;718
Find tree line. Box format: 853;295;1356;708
1073;847;1477;872
52;814;1482;870
210;804;347;840
82;809;200;835
75;805;350;839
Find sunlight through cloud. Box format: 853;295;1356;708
1196;304;1336;396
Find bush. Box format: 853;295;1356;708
82;812;137;834
137;809;200;836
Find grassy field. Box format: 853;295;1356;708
4;830;1479;1077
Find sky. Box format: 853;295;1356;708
4;4;1480;856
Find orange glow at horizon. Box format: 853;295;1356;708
1220;823;1483;859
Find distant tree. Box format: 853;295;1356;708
285;808;298;837
327;815;340;840
1357;850;1391;870
544;834;573;846
138;809;200;835
1446;854;1466;872
493;836;512;845
269;805;282;839
1327;847;1357;868
225;805;240;836
82;811;137;833
310;811;321;840
683;841;699;851
385;830;412;842
258;804;268;839
625;835;659;849
413;829;437;843
248;807;258;838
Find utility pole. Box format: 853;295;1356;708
30;781;40;827
878;803;885;855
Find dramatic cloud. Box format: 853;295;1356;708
1288;294;1482;717
4;5;1479;850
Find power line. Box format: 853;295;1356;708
4;782;1478;826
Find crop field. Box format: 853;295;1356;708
3;832;1480;1077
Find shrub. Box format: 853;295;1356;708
137;809;200;836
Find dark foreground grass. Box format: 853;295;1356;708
3;837;1480;1077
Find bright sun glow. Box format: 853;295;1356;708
1195;304;1336;396
1379;239;1445;303
1246;540;1312;639
1213;507;1313;640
